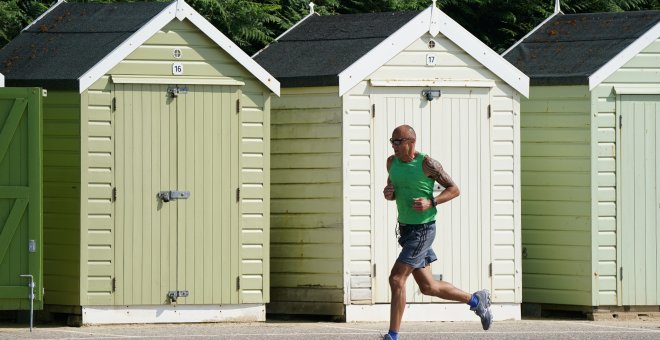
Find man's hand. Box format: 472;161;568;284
383;184;395;200
412;197;433;211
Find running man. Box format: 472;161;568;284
382;125;492;340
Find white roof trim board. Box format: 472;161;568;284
338;5;529;97
589;21;660;90
22;0;66;32
78;0;279;95
501;11;562;56
253;5;319;58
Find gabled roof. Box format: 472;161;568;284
255;5;528;97
254;11;420;88
0;0;279;95
503;11;660;88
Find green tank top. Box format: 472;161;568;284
389;152;436;224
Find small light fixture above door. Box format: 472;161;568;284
422;89;441;101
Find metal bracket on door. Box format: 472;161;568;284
158;190;190;203
167;290;189;302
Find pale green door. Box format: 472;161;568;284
373;87;492;303
115;84;240;305
619;95;660;306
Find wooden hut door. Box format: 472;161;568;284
114;84;240;305
373;87;492;303
618;95;660;306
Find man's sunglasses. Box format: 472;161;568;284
389;138;412;146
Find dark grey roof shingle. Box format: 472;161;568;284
504;11;660;86
0;1;172;89
254;11;420;87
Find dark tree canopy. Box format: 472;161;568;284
1;0;659;55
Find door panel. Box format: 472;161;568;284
619;95;660;306
115;84;239;305
373;88;491;303
115;84;178;305
176;85;239;304
0;88;42;310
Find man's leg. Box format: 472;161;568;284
412;266;493;330
389;261;414;333
411;266;470;302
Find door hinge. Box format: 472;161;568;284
487;104;491;119
372;263;376;277
488;263;493;277
236;276;240;290
236;99;241;113
112;187;117;202
111;277;116;292
111;97;116;112
619;115;623;129
619;267;623;281
236;188;240;202
372;103;375;118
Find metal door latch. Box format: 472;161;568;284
167;290;189;302
158;191;190;202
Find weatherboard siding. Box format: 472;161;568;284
269;86;344;315
594;38;660;306
43;91;82;306
520;85;592;305
80;18;270;305
343;33;521;304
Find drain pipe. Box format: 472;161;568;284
19;274;35;332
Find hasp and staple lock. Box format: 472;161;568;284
167;290;189;302
157;190;190;202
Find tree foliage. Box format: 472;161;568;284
0;0;659;55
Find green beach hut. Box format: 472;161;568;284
504;7;660;313
0;0;279;324
255;2;528;321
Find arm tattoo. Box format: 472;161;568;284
423;156;455;189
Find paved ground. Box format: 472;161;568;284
1;318;660;340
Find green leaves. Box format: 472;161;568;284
0;0;658;59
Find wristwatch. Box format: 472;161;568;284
430;198;437;207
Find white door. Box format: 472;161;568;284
618;95;660;306
373;87;492;303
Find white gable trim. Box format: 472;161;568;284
252;12;319;58
78;0;279;95
338;5;529;97
589;21;660;90
23;0;66;32
0;73;4;87
178;1;279;95
78;1;177;92
502;12;562;57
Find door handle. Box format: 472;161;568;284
158;191;190;202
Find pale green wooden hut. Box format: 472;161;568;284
504;9;660;311
0;0;279;324
255;3;528;321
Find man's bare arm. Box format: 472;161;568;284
423;155;459;205
383;156;395;200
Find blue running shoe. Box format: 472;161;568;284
470;289;493;330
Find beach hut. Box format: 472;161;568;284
504;7;660;313
254;2;528;321
0;0;279;324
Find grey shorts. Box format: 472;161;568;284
397;221;438;269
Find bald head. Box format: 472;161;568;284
393;125;416;140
